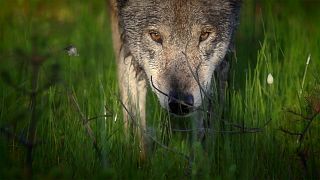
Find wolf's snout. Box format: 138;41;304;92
168;91;194;116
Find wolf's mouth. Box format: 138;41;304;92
168;107;196;117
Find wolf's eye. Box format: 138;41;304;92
199;31;211;42
149;31;163;44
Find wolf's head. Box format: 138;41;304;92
118;0;240;116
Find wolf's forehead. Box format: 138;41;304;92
122;0;232;28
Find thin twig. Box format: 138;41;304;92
181;51;212;101
150;76;169;98
279;128;302;136
218;118;272;132
148;132;189;160
86;114;112;123
150;76;209;114
280;101;319;177
117;97;190;160
281;109;319;142
172;128;263;134
150;76;193;108
299;115;317;142
172;118;270;134
68;92;102;159
280;107;319;173
284;108;312;121
150;75;202;110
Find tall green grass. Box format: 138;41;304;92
0;0;319;179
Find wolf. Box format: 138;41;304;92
109;0;241;159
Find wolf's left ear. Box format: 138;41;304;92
229;0;241;19
230;0;242;8
108;0;129;10
117;0;129;8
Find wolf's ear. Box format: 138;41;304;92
229;0;241;18
230;0;242;7
117;0;129;8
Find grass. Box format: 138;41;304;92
0;0;320;179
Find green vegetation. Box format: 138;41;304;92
0;0;319;179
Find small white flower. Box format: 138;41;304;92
306;54;311;65
267;73;273;85
114;113;117;122
65;45;79;56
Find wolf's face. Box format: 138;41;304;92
119;0;240;116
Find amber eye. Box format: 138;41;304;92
199;31;211;42
149;31;163;44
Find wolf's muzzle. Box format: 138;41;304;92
168;92;194;116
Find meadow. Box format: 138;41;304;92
0;0;319;179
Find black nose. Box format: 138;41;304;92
168;92;194;115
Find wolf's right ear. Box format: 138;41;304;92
108;0;128;9
230;0;242;7
117;0;129;8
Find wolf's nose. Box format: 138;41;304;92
168;92;194;115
